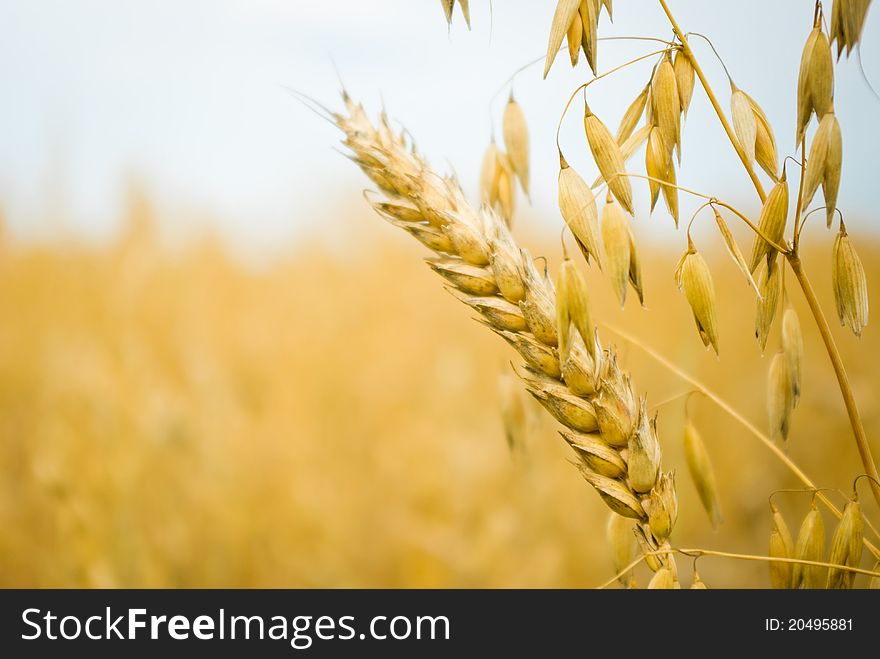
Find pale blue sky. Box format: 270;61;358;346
0;1;876;253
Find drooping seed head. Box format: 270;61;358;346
690;571;708;589
645;126;669;212
652;52;681;162
769;502;794;589
615;84;649;144
747;93;779;181
565;8;583;66
601;196;632;306
797;25;834;145
803;113;842;227
683;420;723;528
830;0;873;57
503;93;530;197
731;85;757;166
543;0;582;78
793;502;825;589
767;351;794;443
749;172;789;273
832;226;869;337
713;208;760;294
782;306;804;407
755;256;783;351
584;104;634;214
827;499;863;589
673;49;695;116
558;156;601;265
675;243;720;354
578;0;600;75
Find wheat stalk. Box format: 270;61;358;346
335;92;679;578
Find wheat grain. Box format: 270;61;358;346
339;96;678;568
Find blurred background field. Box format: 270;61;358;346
0;190;877;588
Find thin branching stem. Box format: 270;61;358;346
710;201;790;253
657;0;767;201
685;32;734;84
602;323;880;557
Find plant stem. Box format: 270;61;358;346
786;254;880;511
657;0;880;515
657;0;766;202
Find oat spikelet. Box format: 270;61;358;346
690;571;708;589
607;513;638;584
652;52;681;162
832;226;869;337
457;0;470;28
713;208;760;294
793;503;825;589
441;0;454;24
615;84;649;144
645;126;668;212
731;85;757;166
673;49;695;117
767;351;793;443
797;25;834;145
747;93;779;181
675;241;720;354
748;172;789;273
830;0;873;57
683;420;723;528
660;156;679;227
480;140;501;204
544;0;582;78
481;140;516;223
782;305;804;407
503;93;530;197
558;155;601;265
827;498;863;589
755;257;782;352
625;217;645;306
769;502;794;589
601;196;631;306
566;10;583;66
803;113;842;227
578;0;600;76
584;103;634;214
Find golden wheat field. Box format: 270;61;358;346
0;185;877;589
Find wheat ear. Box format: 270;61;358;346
336;92;678;574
